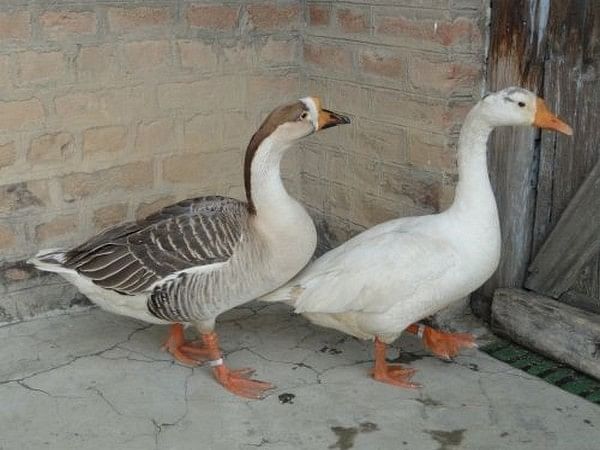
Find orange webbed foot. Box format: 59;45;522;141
162;324;211;366
372;365;421;389
372;337;421;389
212;365;274;400
422;327;477;360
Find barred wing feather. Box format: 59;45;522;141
60;196;248;295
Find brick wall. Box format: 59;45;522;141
0;0;487;321
298;0;487;248
0;0;303;320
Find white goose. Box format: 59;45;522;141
29;98;350;399
261;88;572;388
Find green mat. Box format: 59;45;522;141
481;339;600;405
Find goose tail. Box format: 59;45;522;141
28;248;71;273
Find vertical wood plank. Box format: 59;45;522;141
528;0;600;304
532;1;600;256
475;0;547;307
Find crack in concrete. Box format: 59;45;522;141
151;368;194;450
16;380;52;397
88;386;123;416
0;323;153;390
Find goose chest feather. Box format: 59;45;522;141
29;97;350;399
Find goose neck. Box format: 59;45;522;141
245;136;293;219
448;109;495;214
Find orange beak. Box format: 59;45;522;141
533;98;573;135
311;96;351;130
317;108;351;130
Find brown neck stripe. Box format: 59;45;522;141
244;100;309;214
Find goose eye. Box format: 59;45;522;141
298;111;309;121
518;101;526;108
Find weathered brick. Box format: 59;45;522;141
61;161;153;200
17;50;65;85
408;56;480;96
135;195;175;219
0;11;30;40
328;81;369;116
178;40;217;70
336;7;369;34
221;42;253;70
355;119;407;161
325;151;348;185
375;13;482;51
0;54;11;90
28;132;74;165
370;88;446;130
77;45;117;80
135;118;175;154
93;203;128;229
300;174;326;211
222;111;255;149
408;130;455;172
55;91;105;124
359;48;404;79
184;113;223;152
246;74;300;110
122;40;171;73
258;38;297;66
162;151;240;186
35;214;78;243
300;145;324;179
0;181;49;215
326;182;351;218
186;4;239;30
0;141;16;169
108;6;171;33
55;86;147;125
83;125;128;158
39;11;96;38
158;77;239;111
347;155;381;195
247;3;301;31
309;4;330;27
0;98;44;130
381;164;443;212
0;224;16;249
304;42;352;71
350;190;397;228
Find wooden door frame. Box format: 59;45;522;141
470;0;548;319
476;0;600;379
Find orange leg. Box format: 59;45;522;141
371;337;420;389
162;324;211;366
406;323;477;360
202;332;274;400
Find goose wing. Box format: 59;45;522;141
288;227;458;315
61;196;248;295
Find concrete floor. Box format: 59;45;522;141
1;303;599;450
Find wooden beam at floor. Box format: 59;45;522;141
492;288;600;379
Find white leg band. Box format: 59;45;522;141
207;358;224;367
417;324;426;339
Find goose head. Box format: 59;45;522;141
477;87;573;135
244;98;349;214
256;96;350;145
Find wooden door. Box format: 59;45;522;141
476;0;600;378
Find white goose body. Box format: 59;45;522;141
261;88;572;345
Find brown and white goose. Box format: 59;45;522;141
29;98;350;399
